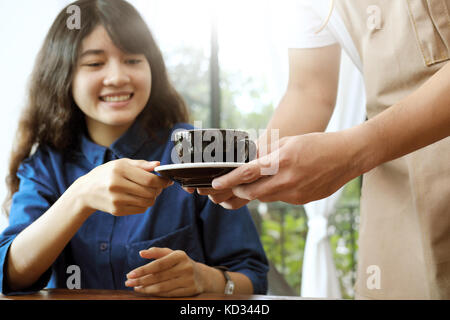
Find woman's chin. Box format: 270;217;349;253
98;116;137;130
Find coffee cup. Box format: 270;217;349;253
173;129;257;164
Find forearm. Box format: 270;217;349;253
260;45;341;146
257;90;336;153
348;62;450;175
6;179;93;291
267;88;336;136
197;263;253;294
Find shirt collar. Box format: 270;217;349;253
79;119;157;166
110;119;150;159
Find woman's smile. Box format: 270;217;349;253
99;92;135;108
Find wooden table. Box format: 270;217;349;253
0;288;303;300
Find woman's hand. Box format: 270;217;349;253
74;158;173;216
125;247;206;297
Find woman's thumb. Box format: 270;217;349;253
129;159;160;171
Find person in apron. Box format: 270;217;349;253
195;0;450;299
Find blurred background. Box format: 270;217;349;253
0;0;365;298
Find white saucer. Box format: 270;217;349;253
154;162;243;187
155;162;244;171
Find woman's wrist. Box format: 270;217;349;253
66;176;96;221
196;262;226;294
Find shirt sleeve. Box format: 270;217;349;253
197;197;269;294
286;0;338;48
0;150;57;295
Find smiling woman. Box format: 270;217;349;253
0;0;268;297
4;0;188;207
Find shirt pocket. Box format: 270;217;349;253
125;224;204;272
406;0;450;66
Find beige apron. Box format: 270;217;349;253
336;0;450;299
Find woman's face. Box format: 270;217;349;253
72;25;151;142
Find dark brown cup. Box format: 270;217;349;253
173;129;257;164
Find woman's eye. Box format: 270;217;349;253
83;62;103;67
126;59;142;65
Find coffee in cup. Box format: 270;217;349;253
173;129;257;164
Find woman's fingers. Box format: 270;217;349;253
126;248;201;297
126;249;182;288
126;259;186;288
220;196;250;210
110;193;159;210
126;159;160;172
132;276;190;296
194;187;236;204
110;177;163;199
196;188;225;195
207;191;235;204
127;249;182;279
82;159;173;215
182;187;195;194
194;188;249;209
110;159;172;189
125;165;173;189
104;185;162;215
108;159;173;206
139;247;173;260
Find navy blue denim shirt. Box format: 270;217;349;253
0;121;268;295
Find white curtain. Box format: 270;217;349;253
302;192;342;298
301;51;366;298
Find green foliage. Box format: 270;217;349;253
248;201;307;294
250;178;360;299
163;46;210;126
164;45;274;131
220;75;275;130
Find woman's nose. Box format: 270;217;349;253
103;62;131;87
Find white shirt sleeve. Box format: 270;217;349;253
286;0;338;49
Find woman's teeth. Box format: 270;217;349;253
101;94;131;102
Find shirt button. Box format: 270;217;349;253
100;242;108;251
